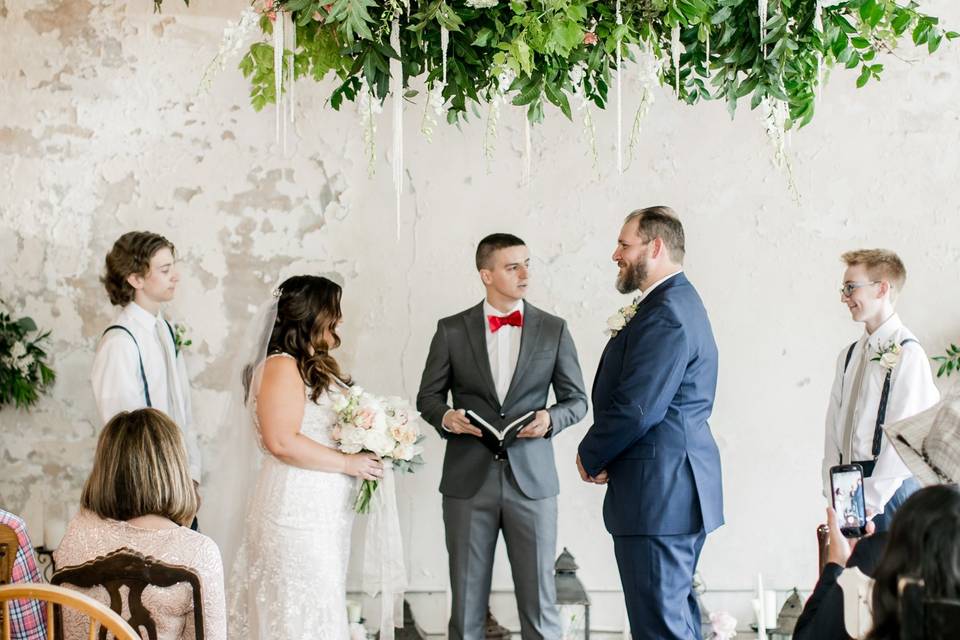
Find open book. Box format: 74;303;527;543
466;409;537;455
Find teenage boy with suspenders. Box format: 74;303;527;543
91;232;202;528
822;249;939;531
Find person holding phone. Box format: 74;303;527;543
796;396;960;640
822;249;939;531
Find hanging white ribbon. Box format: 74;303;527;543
287;11;296;126
390;18;404;239
615;0;623;175
273;12;284;145
704;28;710;75
440;26;449;85
758;0;768;56
361;468;407;640
814;0;823;104
671;23;681;95
523;115;532;184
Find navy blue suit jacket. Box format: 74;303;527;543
578;272;724;536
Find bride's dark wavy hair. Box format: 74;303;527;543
866;483;960;640
268;275;350;402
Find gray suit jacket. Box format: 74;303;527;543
417;301;588;499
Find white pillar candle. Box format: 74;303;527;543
346;599;362;624
765;590;777;626
756;573;767;640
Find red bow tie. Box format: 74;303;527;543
488;310;523;333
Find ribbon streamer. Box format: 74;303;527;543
615;0;623;175
523;115;532;184
671;23;680;95
391;19;404;239
361;468;407;640
758;0;768;56
440;26;449;85
273;12;284;145
287;11;296;126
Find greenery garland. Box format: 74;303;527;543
169;0;956;128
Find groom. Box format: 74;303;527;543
577;207;724;640
417;233;588;640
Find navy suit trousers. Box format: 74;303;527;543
613;529;706;640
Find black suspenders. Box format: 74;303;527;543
101;320;179;408
841;337;919;466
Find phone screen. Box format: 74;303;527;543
831;467;867;535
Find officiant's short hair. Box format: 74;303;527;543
81;408;198;527
841;249;907;292
625;206;685;263
101;231;176;306
476;233;526;271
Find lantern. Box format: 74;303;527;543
555;547;590;639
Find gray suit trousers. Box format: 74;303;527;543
443;459;560;640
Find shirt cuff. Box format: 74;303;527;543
440;409;454;432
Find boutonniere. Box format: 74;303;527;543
605;296;642;338
870;341;902;371
174;323;193;352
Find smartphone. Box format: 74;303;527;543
830;464;868;538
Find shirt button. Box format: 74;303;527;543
500;413;505;418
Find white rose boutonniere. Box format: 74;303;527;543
605;296;641;338
871;341;902;371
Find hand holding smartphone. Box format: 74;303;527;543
830;464;868;538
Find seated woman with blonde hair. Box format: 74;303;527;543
54;408;225;640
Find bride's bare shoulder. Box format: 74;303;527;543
260;354;302;387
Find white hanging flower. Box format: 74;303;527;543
199;7;260;94
10;341;27;360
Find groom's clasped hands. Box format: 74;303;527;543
576;453;608;484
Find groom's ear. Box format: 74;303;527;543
479;269;493;285
126;271;146;291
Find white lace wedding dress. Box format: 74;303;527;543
228;354;355;639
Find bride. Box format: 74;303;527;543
227;275;383;639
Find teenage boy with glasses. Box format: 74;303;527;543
821;249;939;531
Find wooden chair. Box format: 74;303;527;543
52;548;204;640
899;578;960;640
0;525;19;586
0;583;139;640
817;523;830;575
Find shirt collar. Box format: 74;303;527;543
126;301;162;330
639;269;683;301
483;298;524;319
863;313;903;352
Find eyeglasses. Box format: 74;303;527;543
839;281;880;297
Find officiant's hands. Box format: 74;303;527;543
517;410;551;438
344;452;385;481
442;409;483;437
577;454;608;484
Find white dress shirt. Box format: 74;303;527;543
822;313;940;513
90;302;201;482
484;299;524;405
638;269;683;304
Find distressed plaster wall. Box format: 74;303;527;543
2;0;960;633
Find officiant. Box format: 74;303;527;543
416;233;588;640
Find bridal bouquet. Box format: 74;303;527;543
332;386;424;513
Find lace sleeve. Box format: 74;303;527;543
192;535;227;640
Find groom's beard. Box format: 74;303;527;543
616;258;647;294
